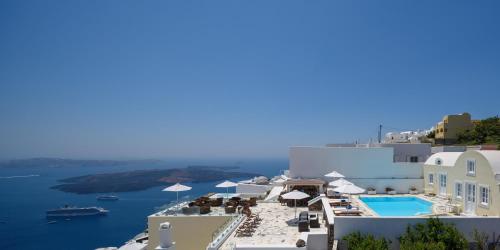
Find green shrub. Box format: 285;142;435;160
342;231;390;250
457;116;500;145
399;217;468;250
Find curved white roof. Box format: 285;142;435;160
476;150;500;175
425;152;462;167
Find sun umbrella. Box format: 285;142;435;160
328;178;353;187
281;190;310;219
333;183;365;203
332;183;365;194
324;171;345;178
163;183;192;212
216;180;238;199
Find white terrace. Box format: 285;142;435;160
219;202;327;250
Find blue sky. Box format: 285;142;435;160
1;1;499;159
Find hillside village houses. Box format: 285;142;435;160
434;112;475;145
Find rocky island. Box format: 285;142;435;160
51;166;258;194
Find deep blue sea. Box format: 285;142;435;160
0;159;286;250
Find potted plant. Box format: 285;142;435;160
385;187;396;195
367;187;377;195
409;186;418;194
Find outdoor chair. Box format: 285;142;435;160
200;205;211;214
225;206;236;214
309;213;320;228
249;197;257;206
298;211;309;232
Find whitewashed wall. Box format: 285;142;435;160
334;216;500;248
236;183;271;194
289;147;423;179
305;232;328;250
346;178;423;193
289;147;423;192
379;143;431;163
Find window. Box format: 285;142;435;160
435;158;442;165
467;159;476;176
455;182;463;199
410;156;418;163
480;186;489;206
429;173;434;185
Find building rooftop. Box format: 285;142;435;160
149;201;229;218
425;152;462;167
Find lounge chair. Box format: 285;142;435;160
334;209;362;216
329;198;351;207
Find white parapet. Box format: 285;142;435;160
156;222;176;250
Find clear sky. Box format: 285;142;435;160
0;1;499;159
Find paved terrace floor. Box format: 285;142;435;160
220;202;326;249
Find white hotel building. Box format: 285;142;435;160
289;143;431;193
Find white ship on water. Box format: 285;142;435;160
97;194;119;201
46;205;108;217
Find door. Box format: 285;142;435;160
465;183;476;215
439;174;447;196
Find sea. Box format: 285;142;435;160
0;158;287;250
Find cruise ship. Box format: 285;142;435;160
46;205;108;217
97;194;119;201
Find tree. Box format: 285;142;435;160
342;231;390;250
457;116;500;145
427;130;435;139
399;217;468;250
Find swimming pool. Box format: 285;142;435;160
359;196;433;216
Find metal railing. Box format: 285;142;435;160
207;214;245;250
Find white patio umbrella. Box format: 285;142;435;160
328;178;353;187
281;190;310;219
216;180;238;199
163;183;192;211
324;171;345;178
333;183;365;202
332;183;365;194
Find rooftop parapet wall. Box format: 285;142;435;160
148;214;233;250
289;146;423;179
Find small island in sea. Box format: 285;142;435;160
51;166;258;194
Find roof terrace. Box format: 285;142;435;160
219;202;327;249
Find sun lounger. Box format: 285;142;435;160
329;198;351;207
334;209;362;216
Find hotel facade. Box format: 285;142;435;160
424;150;500;216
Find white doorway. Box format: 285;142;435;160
465;183;476;215
439;173;447;196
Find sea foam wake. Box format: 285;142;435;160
0;174;40;179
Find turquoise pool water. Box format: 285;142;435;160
359;196;433;216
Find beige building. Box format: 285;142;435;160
424;150;500;216
434;112;474;145
147;209;234;250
